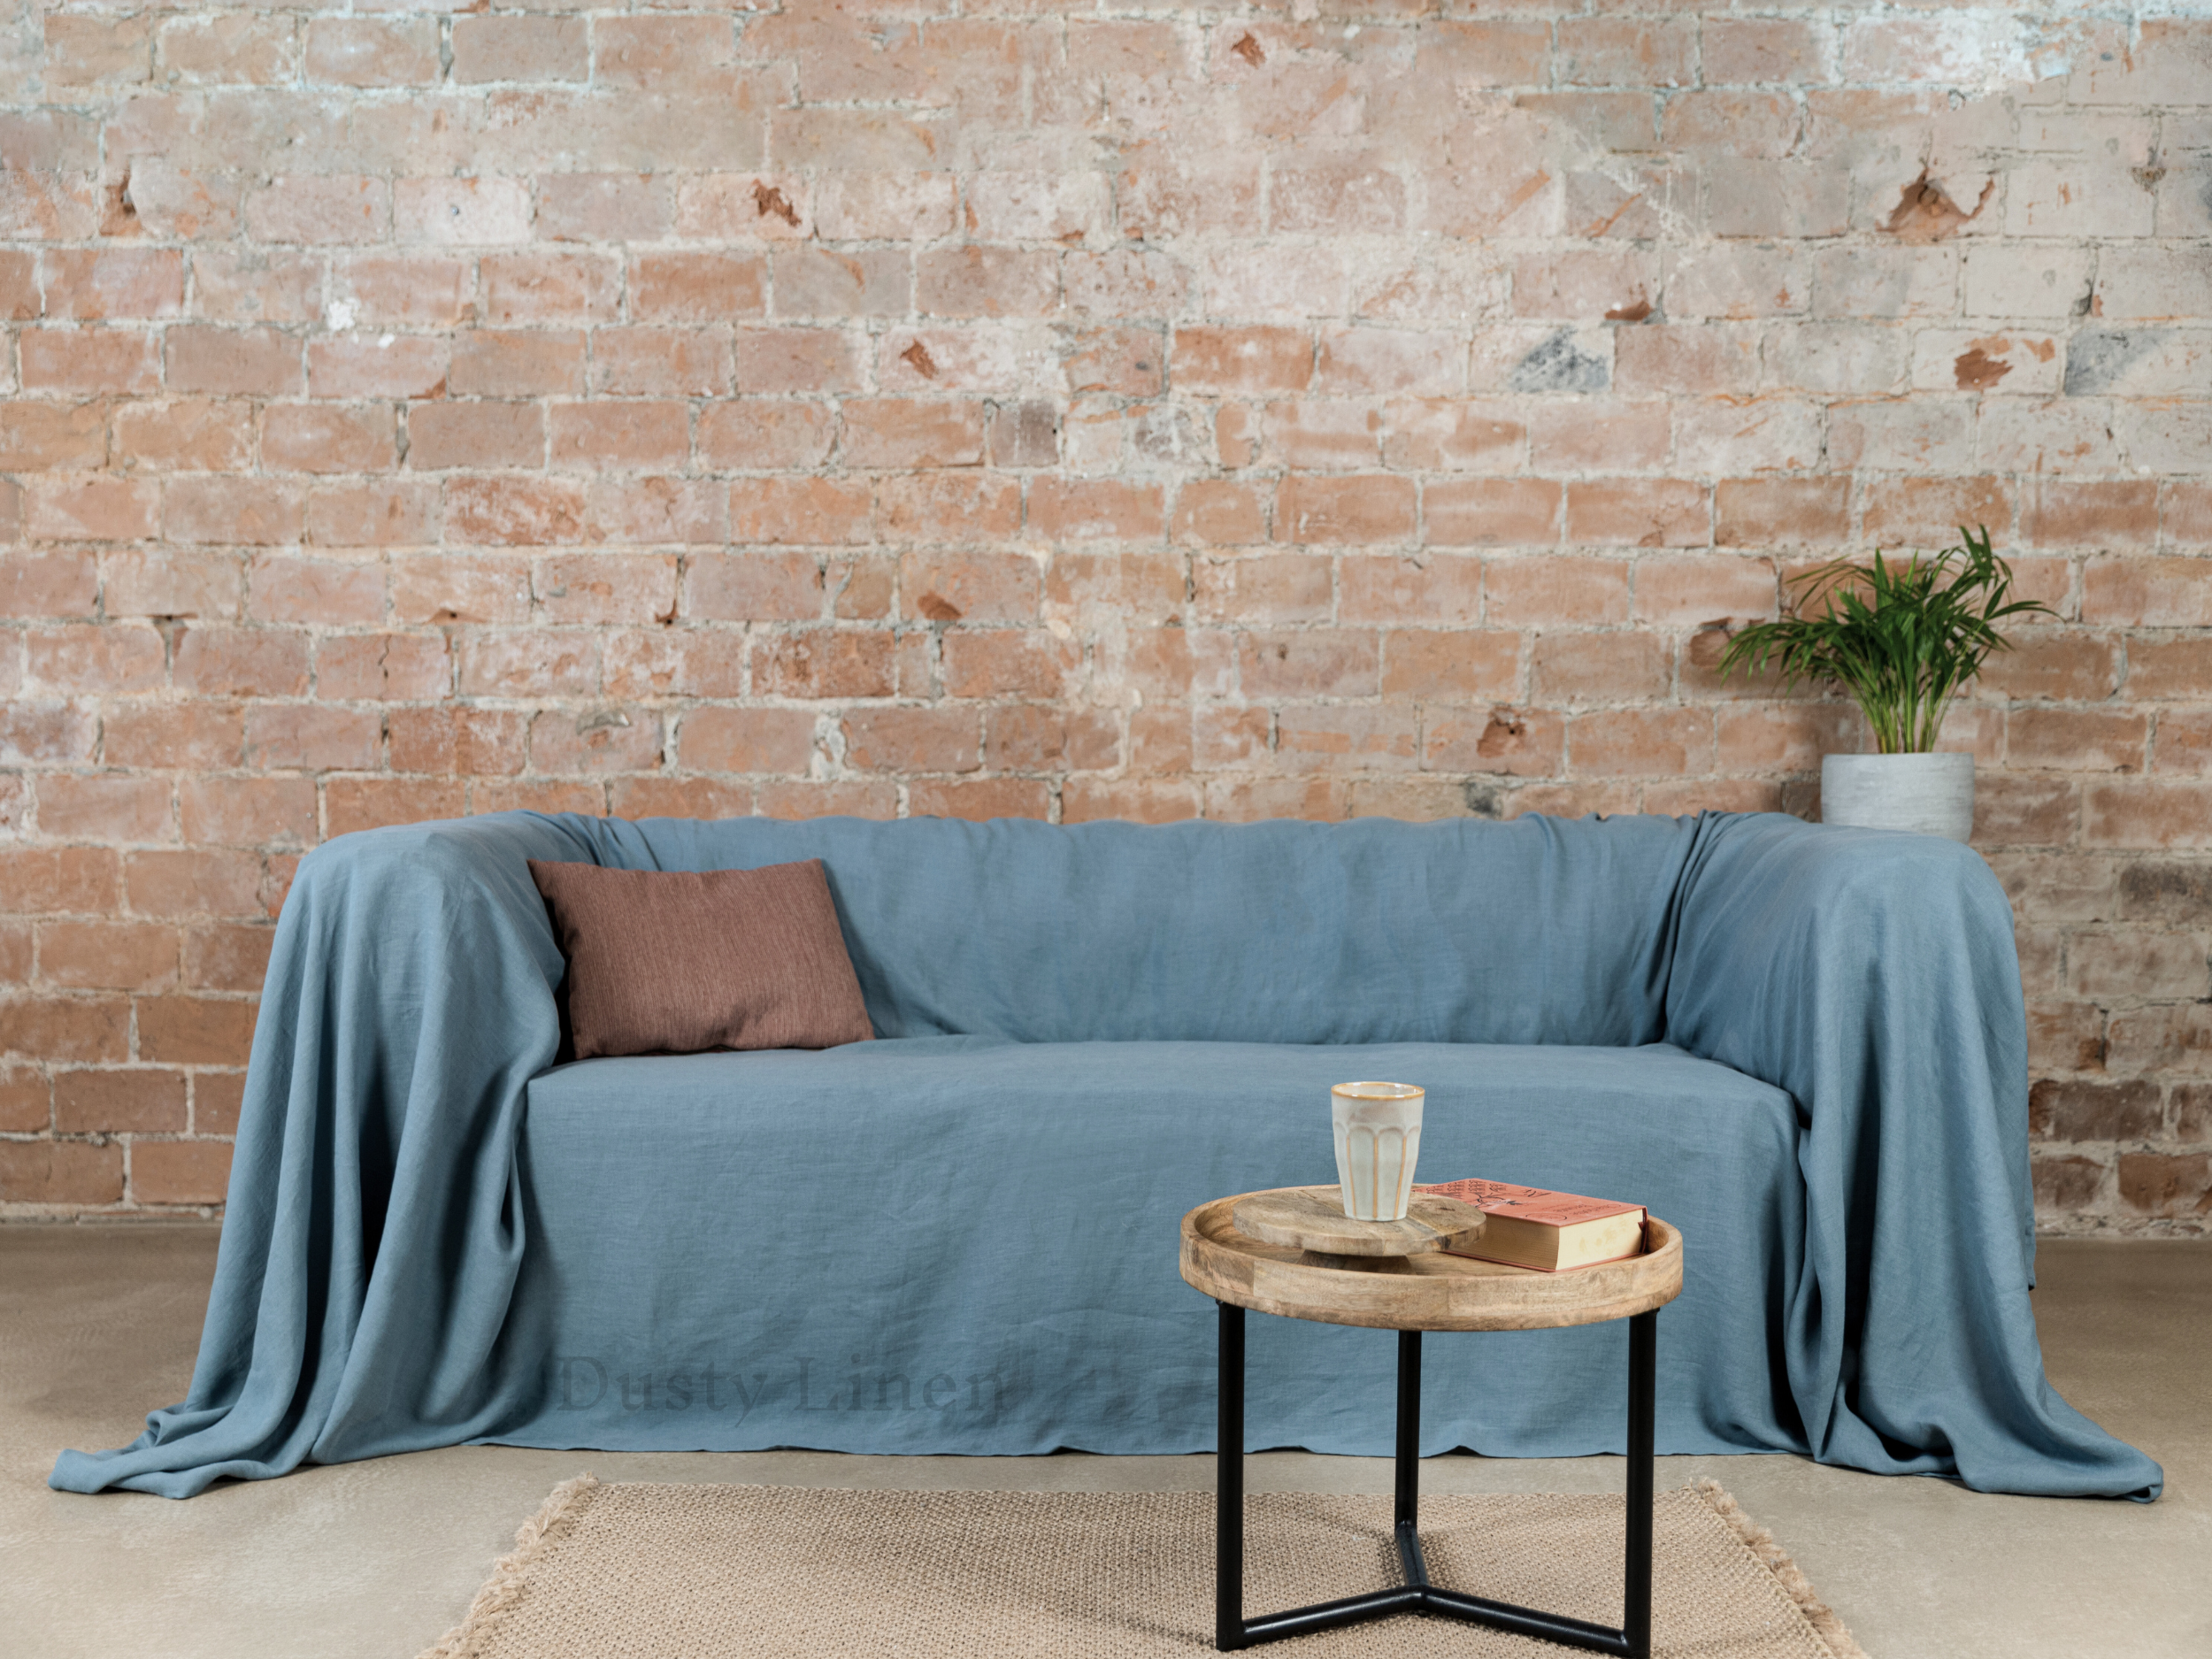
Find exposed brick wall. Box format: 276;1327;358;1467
0;5;2206;1232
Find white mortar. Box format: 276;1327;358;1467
1821;753;1976;841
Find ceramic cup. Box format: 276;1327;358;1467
1332;1081;1425;1222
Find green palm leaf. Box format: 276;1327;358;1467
1717;526;2055;755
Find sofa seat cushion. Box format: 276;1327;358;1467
498;1038;1805;1461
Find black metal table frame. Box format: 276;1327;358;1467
1214;1302;1658;1657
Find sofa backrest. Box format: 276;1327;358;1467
556;812;1703;1048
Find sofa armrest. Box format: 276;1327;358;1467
52;810;602;1496
1665;811;2160;1498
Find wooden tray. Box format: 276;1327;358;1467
1182;1187;1683;1333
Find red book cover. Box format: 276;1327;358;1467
1416;1177;1643;1226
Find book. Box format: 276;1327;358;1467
1413;1178;1647;1272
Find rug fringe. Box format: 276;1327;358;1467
417;1473;602;1659
1692;1478;1870;1659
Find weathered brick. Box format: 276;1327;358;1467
0;1139;123;1205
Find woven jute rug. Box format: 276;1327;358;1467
423;1477;1867;1659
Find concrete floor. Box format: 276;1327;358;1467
2;1228;2206;1659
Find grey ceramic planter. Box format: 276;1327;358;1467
1821;752;1975;841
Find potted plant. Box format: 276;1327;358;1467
1717;526;2055;841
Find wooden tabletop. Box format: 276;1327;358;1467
1180;1187;1684;1333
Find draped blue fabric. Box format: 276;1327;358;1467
50;810;2160;1500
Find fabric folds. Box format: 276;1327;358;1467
50;810;2160;1501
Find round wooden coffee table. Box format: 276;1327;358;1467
1180;1187;1684;1659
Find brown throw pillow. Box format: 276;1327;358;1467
526;858;874;1059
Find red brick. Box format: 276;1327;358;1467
2117;1154;2212;1220
878;476;1021;545
1565;480;1710;548
0;849;118;916
42;249;183;319
191;1071;247;1136
606;778;752;821
841;707;979;773
0;995;129;1064
111;401;253;472
687;553;825;623
19;327;160;394
1714;479;1851;549
549;403;692;472
2085;559;2212;629
1533;633;1673;705
173;626;308;697
314;634;451;701
449;330;585;397
2027;481;2161;549
244;174;389;243
2085;780;2212;849
727;479;872;545
917;247;1059;318
909;778;1051;820
840;399;985;469
37;921;177;991
245;704;380;771
2009;710;2149;774
1063;780;1199;825
1862;477;2014;550
732;328;864;395
590;327;729;397
178;777;316;849
1276;707;1419;773
1635;556;1779;626
406;403;544;472
1028;479;1165;543
0;701;96;767
755;631;895;699
0;1139;123;1205
481;253;619;326
263;403;396;473
1275;476;1417;546
943;630;1079;699
1424;480;1561;549
452;16;588;84
164;479;304;546
307;336;450;400
0;402;109;471
456;633;599;699
445;479;588;547
304;19;438;88
55;1067;186;1133
697;400;837;469
35;776;172;843
1566;709;1714;777
1172;480;1270;547
323;779;465;840
132;1139;235;1206
1379;630;1519;701
899;552;1038;623
538;173;669;242
678;708;818;773
0;551;98;618
306;481;439;547
104;706;242;772
1486;556;1631;626
0;1067;47;1133
631;254;767;322
1172;326;1312;393
24;478;157;543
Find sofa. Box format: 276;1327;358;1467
52;810;2161;1500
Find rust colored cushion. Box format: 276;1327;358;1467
527;858;874;1059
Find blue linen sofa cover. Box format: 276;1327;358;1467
51;810;2161;1500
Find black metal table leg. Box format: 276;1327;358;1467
1213;1303;1660;1657
1217;1302;1245;1651
1624;1309;1657;1659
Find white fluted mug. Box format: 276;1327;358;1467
1332;1081;1425;1221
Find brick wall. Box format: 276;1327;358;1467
0;4;2207;1232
